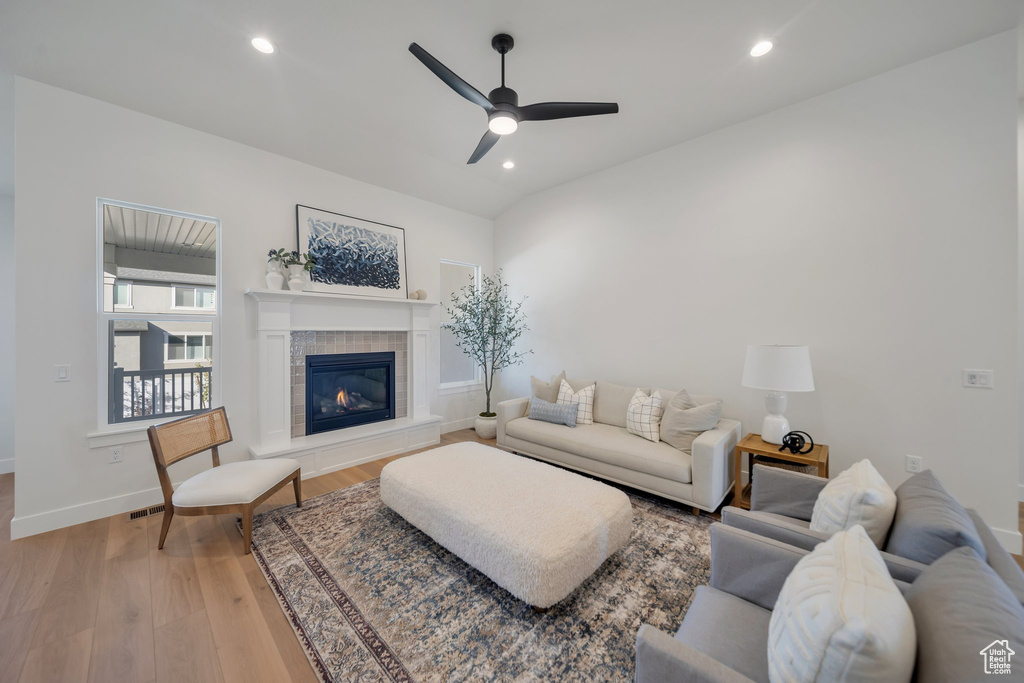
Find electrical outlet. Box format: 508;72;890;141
906;454;923;473
108;446;123;464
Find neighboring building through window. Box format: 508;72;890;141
100;200;220;424
439;260;481;387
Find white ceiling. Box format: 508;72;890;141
0;1;1021;218
103;205;217;259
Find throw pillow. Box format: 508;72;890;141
530;370;566;404
886;469;986;565
594;381;646;428
626;390;663;443
660;390;721;452
768;525;916;683
557;379;595;426
810;459;897;547
528;397;578;428
905;547;1024;682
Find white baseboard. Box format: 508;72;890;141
0;458;12;475
11;485;165;540
1019;483;1024;502
991;526;1024;555
442;416;477;434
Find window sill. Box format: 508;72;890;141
86;423;156;449
438;381;484;396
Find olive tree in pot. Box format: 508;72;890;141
442;270;531;439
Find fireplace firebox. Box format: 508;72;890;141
305;352;396;435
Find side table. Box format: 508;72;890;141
733;433;829;510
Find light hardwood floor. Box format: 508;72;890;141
0;429;489;683
1;432;1023;682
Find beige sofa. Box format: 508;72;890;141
496;383;741;513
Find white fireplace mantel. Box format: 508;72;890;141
244;288;441;476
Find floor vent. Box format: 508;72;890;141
128;504;166;521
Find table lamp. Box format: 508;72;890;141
742;345;815;444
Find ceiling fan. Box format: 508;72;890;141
409;34;619;164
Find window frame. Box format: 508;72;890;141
112;280;133;309
164;332;214;363
96;198;222;432
170;284;216;311
438;259;484;392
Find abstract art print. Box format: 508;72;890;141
296;205;408;299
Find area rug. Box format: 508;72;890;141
250;478;711;682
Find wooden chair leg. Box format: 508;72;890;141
293;473;302;508
242;504;253;555
157;506;175;550
692;506;701;516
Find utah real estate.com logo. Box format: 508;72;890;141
980;640;1015;675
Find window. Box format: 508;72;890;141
439;260;482;387
99;200;220;425
113;280;132;308
166;333;214;362
172;285;216;310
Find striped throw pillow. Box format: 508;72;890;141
528;397;578;427
557;379;595;425
626;390;663;443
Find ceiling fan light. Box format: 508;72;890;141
488;112;518;135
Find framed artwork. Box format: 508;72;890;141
296;205;408;299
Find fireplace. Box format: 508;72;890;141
305;351;396;435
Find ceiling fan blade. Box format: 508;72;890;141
517;102;619;121
467;130;500;164
409;43;493;112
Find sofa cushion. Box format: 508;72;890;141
626;390;663;443
675;586;771;683
504;418;692;484
905;547;1024;682
530;370;565;403
660;391;722;453
966;509;1024;605
886;469;985;565
768;525;916;683
528;397;577;428
810;459;897;547
593;381;646;428
566;377;596;392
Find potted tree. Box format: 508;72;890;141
443;270;531;438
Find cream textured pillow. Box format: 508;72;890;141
530;371;566;403
660;390;721;452
768;525;916;683
811;459;897;547
626;390;663;443
557;379;595;425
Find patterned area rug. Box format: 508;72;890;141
250;478;711;682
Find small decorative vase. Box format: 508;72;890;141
265;261;285;290
287;265;306;291
474;414;497;439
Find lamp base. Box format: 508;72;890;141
761;414;790;445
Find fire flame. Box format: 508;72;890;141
336;389;350;408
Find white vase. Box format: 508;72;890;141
265;262;285;290
474;415;497;439
287;265;306;291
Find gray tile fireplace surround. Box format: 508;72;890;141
290;331;408;438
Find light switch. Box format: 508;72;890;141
963;369;993;389
55;364;71;382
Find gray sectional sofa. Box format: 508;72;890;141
496;383;741;512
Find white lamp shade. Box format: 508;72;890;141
742;345;815;392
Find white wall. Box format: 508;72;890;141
495;33;1022;550
12;78;492;537
1019;99;1024;505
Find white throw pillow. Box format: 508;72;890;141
626;390;663;443
557;379;595;425
810;459;897;547
768;525;916;683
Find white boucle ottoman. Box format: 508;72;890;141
380;441;633;608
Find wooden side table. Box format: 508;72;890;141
733;433;829;510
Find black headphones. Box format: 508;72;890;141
779;431;814;455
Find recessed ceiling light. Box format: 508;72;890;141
750;40;773;57
251;36;276;54
502;160;515;170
